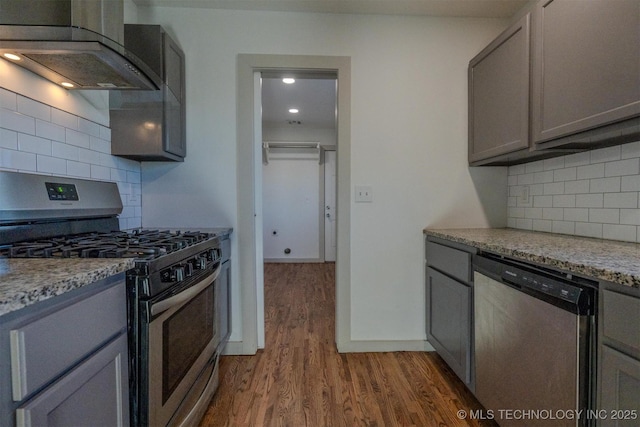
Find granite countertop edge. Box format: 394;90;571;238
424;228;640;288
0;258;135;317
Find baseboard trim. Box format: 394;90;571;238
336;340;436;353
264;258;324;263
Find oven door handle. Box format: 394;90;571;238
151;264;222;316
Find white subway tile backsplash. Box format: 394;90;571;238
564;180;590;194
525;207;543;219
532;219;553;232
552;221;575;235
0;88;17;110
66;160;91;178
0;89;141;228
590;145;621;163
525;160;544;173
90;136;111;154
51;141;79;161
577;163;604;180
51;108;78;129
66;128;91;149
543;182;565;195
620;209;640;226
621;141;640;159
564;151;591;168
603;224;636;242
90;164;111;180
553;194;575;208
604;192;638;209
576;193;604;208
517;173;534;185
508;140;640;242
1;108;36;134
17;96;51;122
18;134;51;155
620;175;639;192
589;208;620;224
0;129;18;150
604;158;640;177
575;222;603;239
534;195;553;208
78;117;101;138
37;154;67;174
534;170;554;184
553;167;576;182
590;177;620;193
0;148;36;170
543;157;565;170
35;119;66;142
543;207;564;221
564;208;589;222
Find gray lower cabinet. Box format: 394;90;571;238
598;284;640;426
531;0;640;149
16;334;129;427
0;274;129;427
425;237;475;391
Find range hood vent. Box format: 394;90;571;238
0;0;160;90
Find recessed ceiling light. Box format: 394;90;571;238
60;82;74;88
288;108;299;113
3;53;21;61
282;78;295;84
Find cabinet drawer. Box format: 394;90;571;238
602;289;640;353
10;282;126;401
426;241;472;283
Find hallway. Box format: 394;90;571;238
199;263;493;427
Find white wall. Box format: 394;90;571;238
135;7;509;348
508;142;640;243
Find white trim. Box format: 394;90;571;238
338;340;436;353
236;54;351;355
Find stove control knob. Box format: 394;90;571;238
196;255;207;270
184;262;194;277
173;266;185;282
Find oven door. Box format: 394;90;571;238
144;263;221;427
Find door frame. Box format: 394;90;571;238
235;54;351;354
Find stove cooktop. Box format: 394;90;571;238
0;229;214;260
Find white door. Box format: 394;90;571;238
324;150;337;262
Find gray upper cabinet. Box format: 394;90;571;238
531;0;640;149
110;25;186;161
468;13;531;165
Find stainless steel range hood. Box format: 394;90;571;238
0;0;160;90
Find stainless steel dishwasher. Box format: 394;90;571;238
473;253;597;427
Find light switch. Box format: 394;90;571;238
355;186;373;203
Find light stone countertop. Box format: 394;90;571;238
0;258;134;316
424;228;640;288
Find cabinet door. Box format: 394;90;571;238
531;0;640;144
164;34;186;158
599;346;640;427
16;334;129;427
468;13;531;164
426;267;472;386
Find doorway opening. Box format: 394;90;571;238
235;54;351;355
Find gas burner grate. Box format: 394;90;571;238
0;229;213;260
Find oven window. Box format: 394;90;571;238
162;285;214;404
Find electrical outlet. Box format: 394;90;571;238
518;185;531;206
355;186;373;203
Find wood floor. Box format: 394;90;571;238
199;263;495;427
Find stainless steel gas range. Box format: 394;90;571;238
0;171;231;426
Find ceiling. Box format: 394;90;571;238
133;0;530;19
262;77;337;129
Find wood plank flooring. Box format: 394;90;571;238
199;263;495;427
